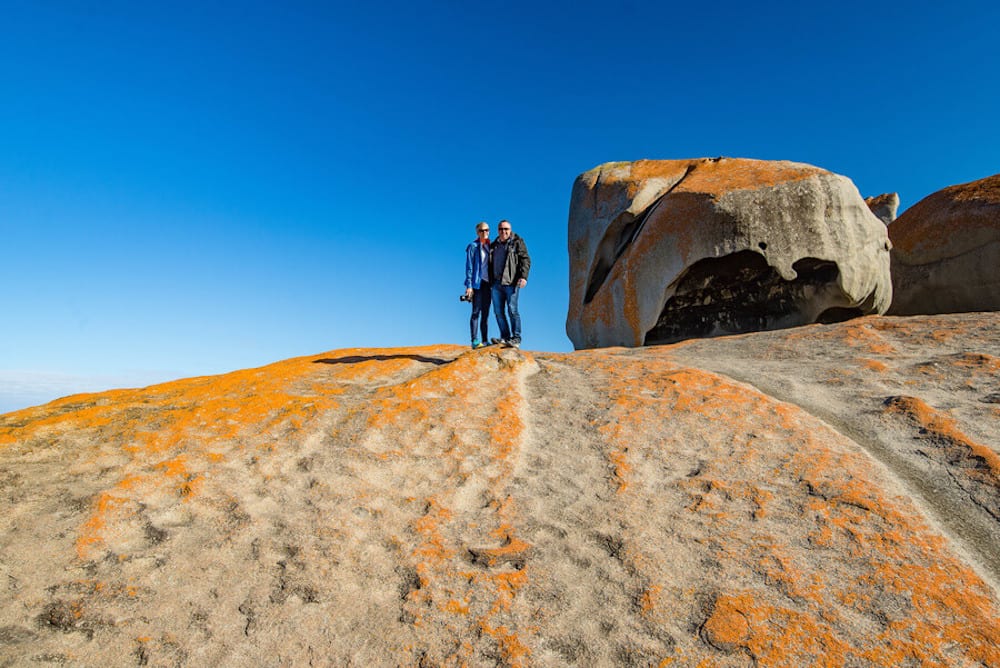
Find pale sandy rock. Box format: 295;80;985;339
2;316;1000;666
566;158;893;349
889;173;1000;315
865;192;900;224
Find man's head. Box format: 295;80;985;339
497;220;512;241
476;222;490;239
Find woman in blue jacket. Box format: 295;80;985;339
464;222;492;348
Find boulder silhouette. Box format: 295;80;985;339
889;173;1000;315
2;315;1000;665
566;158;892;349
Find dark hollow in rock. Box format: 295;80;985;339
644;251;859;345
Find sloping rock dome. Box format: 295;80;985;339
1;315;1000;665
566;158;892;349
889;173;1000;315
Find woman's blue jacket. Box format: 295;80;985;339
465;240;490;289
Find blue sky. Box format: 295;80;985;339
2;0;998;413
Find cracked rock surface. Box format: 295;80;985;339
567;158;892;349
888;172;1000;315
1;314;999;666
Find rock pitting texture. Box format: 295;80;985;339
566;158;893;349
888;173;1000;315
2;315;1000;666
865;192;900;224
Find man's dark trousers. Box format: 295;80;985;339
491;284;520;343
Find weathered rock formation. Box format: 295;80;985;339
2;314;1000;665
566;158;893;349
865;192;900;224
889;173;1000;315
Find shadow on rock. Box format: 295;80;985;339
313;354;452;366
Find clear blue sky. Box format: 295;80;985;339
2;0;998;412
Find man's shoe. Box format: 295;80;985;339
472;340;481;349
474;341;487;349
490;338;504;345
508;340;520;349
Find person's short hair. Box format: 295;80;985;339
476;221;489;230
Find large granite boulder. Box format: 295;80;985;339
888;173;1000;315
566;158;893;349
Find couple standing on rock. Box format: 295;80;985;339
464;220;531;350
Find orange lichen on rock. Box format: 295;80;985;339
622;158;827;196
76;491;135;559
369;350;536;665
883;395;1000;483
890;173;1000;256
858;358;888;372
701;594;751;653
0;346;460;563
4;326;1000;664
571;348;1000;665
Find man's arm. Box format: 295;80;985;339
517;238;531;282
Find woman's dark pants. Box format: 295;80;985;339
470;282;491;343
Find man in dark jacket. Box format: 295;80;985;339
489;219;531;349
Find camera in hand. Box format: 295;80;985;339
459;293;472;302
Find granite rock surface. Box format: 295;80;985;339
2;315;999;666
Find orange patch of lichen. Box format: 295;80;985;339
883;395;1000;479
858;358;888;372
639;584;664;616
625;159;702;183
622;158;827;196
702;594;751;650
890;173;1000;257
952;351;1000;374
784;318;898;356
679;158;826;196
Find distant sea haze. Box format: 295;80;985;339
0;370;178;414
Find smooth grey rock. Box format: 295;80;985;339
866;192;900;224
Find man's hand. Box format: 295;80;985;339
465;288;474;299
517;278;527;288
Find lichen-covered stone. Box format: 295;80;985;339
866;192;900;224
566;158;892;349
888;173;1000;315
